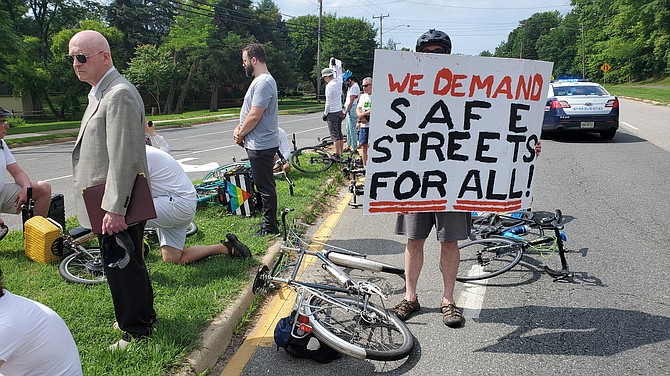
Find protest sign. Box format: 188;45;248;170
364;50;554;214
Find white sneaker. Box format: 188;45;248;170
112;321;120;330
108;338;131;351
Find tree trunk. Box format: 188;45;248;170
209;78;219;112
175;59;200;114
164;82;176;114
40;91;62;120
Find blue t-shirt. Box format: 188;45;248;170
240;73;279;150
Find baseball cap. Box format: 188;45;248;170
321;68;334;77
0;107;12;117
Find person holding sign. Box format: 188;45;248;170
321;67;345;161
356;77;373;167
390;29;542;328
342;70;360;152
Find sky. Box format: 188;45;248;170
266;0;574;56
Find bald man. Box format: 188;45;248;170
68;30;155;351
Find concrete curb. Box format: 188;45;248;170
176;240;284;375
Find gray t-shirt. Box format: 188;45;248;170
240;72;279;150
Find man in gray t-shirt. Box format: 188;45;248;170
233;44;280;235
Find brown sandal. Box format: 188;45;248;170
440;303;465;328
391;298;420;321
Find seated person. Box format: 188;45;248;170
273;127;291;174
145;120;170;152
0;106;51;227
0;266;83;375
145;146;251;264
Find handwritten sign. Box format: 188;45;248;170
364;50;554;214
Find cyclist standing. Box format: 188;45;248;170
342;70;360;152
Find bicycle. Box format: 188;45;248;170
59;221;198;285
252;208;414;361
290;136;363;174
456;209;572;282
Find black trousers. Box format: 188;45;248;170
247;147;279;231
100;222;155;339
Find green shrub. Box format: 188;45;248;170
8;116;27;128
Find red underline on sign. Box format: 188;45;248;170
369;205;448;213
368;200;448;213
369;200;448;207
453;199;523;212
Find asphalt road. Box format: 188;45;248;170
5;100;670;375
217;98;670;375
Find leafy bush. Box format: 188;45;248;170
8;116;26;127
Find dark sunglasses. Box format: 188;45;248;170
362;84;370;87
422;47;447;53
65;51;104;64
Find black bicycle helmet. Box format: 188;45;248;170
416;29;452;53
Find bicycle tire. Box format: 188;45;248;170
305;295;414;361
202;162;251;181
59;248;106;285
185;221;198;237
290;147;333;173
303;295;414;361
456;238;522;281
326;251;404;275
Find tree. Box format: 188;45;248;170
125;44;172;114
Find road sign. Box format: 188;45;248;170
601;63;611;73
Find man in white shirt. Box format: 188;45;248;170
321;67;345;160
0;106;52;227
0;267;83;376
356;77;372;167
145;146;251;264
342;70;360;151
145;120;170;152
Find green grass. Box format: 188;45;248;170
605;77;670;104
0;168;345;376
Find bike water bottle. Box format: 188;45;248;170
507;224;530;235
559;231;567;241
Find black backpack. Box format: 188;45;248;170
274;310;341;363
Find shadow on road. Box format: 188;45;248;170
475;305;670;356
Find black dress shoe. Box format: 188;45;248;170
223;233;251;259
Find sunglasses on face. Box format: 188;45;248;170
362;84;370;87
65;51;104;64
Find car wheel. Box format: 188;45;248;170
600;130;616;140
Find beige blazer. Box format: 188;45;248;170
72;69;149;229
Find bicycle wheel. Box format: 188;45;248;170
305;295;414;361
202;162;250;181
456;238;522;282
186;221;198;237
59;248;106;285
290;147;333;173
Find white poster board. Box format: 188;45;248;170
364;50;554;214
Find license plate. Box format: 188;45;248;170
581;122;595;128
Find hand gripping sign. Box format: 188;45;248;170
364;50;554;214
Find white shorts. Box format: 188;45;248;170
146;195;196;250
0;183;22;214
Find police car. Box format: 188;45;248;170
542;79;619;139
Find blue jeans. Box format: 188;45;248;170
345;106;358;149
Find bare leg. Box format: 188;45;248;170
31;181;52;217
335;139;343;157
361;144;368;168
404;238;425;302
439;240;460;305
161;244;229;264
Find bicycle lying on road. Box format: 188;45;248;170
252;208;414;361
457;209;572;282
290;136;363;174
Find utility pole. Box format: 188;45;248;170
316;0;323;102
580;22;585;79
373;14;389;48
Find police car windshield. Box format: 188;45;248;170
554;85;608;96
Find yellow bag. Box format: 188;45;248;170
24;216;63;264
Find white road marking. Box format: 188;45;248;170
621;121;639;130
176;158;220;172
457;266;489;319
45;174;73;182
